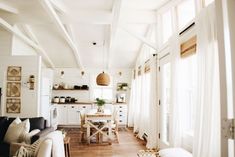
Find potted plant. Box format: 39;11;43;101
96;98;105;113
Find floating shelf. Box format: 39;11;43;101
52;88;89;91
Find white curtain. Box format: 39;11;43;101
128;56;158;149
146;57;158;149
169;33;184;147
128;72;136;127
193;3;220;157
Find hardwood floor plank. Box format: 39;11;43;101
61;128;146;157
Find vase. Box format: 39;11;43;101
97;106;104;113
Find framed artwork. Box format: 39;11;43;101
6;82;21;97
6;98;21;113
7;66;22;81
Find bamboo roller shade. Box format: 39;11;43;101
138;66;142;76
180;36;197;57
144;59;150;73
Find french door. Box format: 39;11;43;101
159;54;171;149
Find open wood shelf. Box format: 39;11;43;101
53;89;89;91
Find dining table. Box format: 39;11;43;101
85;109;112;144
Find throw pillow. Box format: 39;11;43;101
19;129;40;144
14;146;34;157
4;118;30;144
14;139;42;157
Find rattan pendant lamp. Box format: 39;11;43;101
96;41;110;86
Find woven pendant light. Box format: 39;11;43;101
96;71;110;86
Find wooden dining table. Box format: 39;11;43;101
85;109;112;144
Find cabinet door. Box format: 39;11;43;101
78;104;92;113
67;105;80;125
57;105;67;125
118;105;127;125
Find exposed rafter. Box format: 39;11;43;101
49;0;66;14
39;0;83;69
135;25;156;64
0;18;55;68
20;24;55;68
0;2;18;14
108;0;122;68
120;25;158;51
65;25;76;43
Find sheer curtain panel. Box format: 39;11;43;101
128;56;158;149
193;3;220;157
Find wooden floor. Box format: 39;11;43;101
63;127;146;157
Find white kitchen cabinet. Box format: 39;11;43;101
57;105;67;125
57;104;127;126
57;104;92;126
67;105;80;125
113;104;128;126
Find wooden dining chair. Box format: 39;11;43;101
79;110;101;143
79;110;86;141
112;108;120;143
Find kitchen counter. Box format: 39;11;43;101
55;102;93;105
53;102;127;105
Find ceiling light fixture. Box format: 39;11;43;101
96;71;110;86
96;41;110;86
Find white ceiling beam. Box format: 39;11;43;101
39;0;83;69
120;25;158;51
134;25;155;64
20;25;55;68
0;18;55;68
65;25;76;42
108;0;122;68
49;0;66;14
0;3;18;14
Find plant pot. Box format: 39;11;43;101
97;106;104;113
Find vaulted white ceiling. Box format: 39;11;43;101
0;0;167;69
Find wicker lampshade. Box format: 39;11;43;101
96;71;110;86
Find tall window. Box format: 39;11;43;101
177;0;196;30
93;88;113;100
162;10;173;44
92;75;113;101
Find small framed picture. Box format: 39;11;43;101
7;82;21;97
6;98;21;113
7;66;22;81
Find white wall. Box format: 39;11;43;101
0;56;42;118
0;28;12;55
11;35;38;56
52;68;132;103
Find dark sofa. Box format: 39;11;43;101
0;116;54;157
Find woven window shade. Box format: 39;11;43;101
144;60;150;73
133;70;136;79
138;66;142;76
180;36;197;57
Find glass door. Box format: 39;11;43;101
159;55;171;149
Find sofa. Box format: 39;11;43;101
10;131;65;157
0;116;54;157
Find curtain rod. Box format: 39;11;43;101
179;22;195;35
